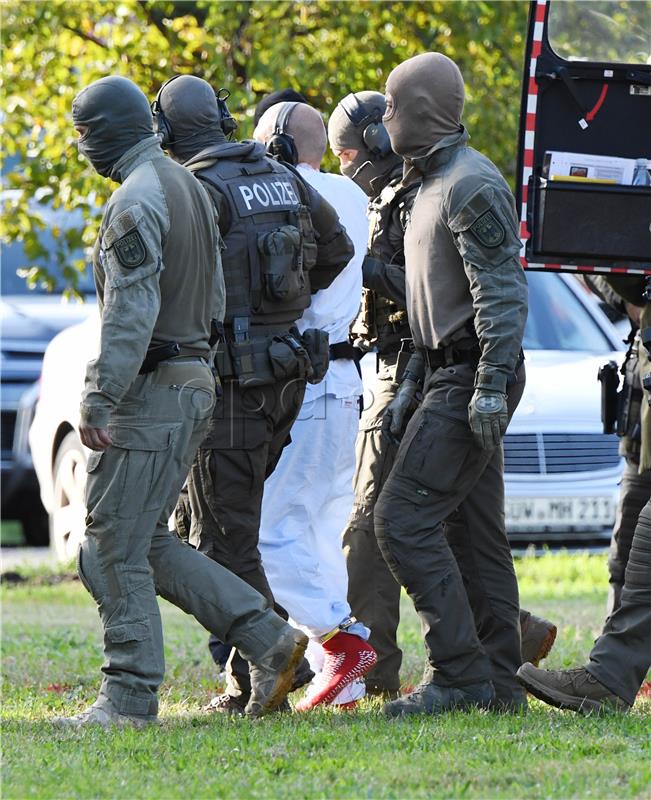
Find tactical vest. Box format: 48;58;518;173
192;153;317;330
352;177;413;356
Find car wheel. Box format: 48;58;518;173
50;431;87;562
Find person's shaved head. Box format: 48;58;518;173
253;102;327;169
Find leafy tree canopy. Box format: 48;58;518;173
1;1;527;295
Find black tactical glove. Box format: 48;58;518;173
468;388;508;449
382;378;421;442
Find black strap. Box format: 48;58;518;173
330;341;363;379
208;320;224;348
417;345;480;371
329;342;363;361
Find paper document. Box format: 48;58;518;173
543;151;641;185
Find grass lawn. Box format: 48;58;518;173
2;552;650;799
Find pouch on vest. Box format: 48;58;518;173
230;337;276;388
301;328;330;385
257;225;304;302
293;205;318;271
268;332;313;382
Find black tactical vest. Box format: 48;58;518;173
193;151;316;329
352;174;414;355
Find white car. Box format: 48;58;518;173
504;271;624;550
31;272;625;560
29;311;101;560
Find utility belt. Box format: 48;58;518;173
417;340;481;371
416;342;525;386
215;316;330;388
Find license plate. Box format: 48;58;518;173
505;497;615;529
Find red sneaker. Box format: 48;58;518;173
295;632;377;711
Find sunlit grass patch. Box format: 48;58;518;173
2;552;649;799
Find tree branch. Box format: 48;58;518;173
62;24;108;49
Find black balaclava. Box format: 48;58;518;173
383;52;465;160
327;91;401;197
157;75;227;163
254;88;308;127
72;76;155;182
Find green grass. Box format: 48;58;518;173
1;520;25;547
2;552;650;799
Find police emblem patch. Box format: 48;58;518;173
113;230;147;268
469;211;505;248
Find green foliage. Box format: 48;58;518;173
547;0;651;65
1;0;528;293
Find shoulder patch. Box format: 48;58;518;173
113;230;147;269
469;210;505;248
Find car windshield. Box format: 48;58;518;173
1;206;95;295
524;272;614;352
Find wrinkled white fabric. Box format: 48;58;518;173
295;163;367;401
259;393;369;639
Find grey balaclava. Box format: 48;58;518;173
328;91;401;197
383;53;465;160
157;75;227;163
72;76;155;182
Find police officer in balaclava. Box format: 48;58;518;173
328;91;417;700
154;74;353;715
329;85;553;704
74;75;156;182
371;53;530;717
56;76;308;727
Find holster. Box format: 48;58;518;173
138;341;180;374
617;338;642;441
394;338;415;383
598;360;620;435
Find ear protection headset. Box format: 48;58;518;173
151;75;237;148
265;102;300;165
340;93;392;159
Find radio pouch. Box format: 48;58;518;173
268;332;313;382
301;328;330;385
258;225;304;302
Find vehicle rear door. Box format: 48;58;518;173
516;0;651;274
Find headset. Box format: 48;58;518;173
340;93;392;159
265;102;300;166
151;75;237;148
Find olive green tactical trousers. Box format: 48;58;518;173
343;355;402;693
588;495;651;705
607;457;651;615
375;363;525;702
78;361;289;719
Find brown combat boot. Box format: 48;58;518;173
205;692;290;715
517;663;630;715
204;692;247;716
246;627;308;718
520;611;557;666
